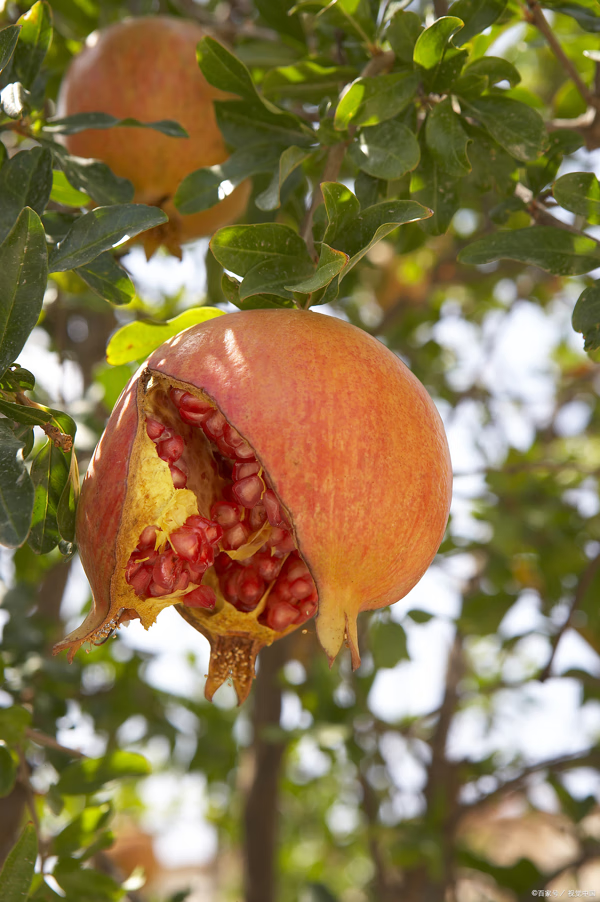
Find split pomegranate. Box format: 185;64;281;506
54;310;452;704
56;16;250;258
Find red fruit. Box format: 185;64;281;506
55;310;451;706
56;17;250;258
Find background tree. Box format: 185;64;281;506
1;0;600;900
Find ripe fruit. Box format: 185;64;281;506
56;16;250;257
54;310;452;703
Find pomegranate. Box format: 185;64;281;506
56;16;250;258
54;310;452;704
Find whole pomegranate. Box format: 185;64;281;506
56;16;250;257
54;310;452;703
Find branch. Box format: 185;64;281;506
14;391;73;452
25;728;86;758
525;0;599;110
539;548;600;681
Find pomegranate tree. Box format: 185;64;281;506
54;310;452;703
56;16;250;257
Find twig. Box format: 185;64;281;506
539;549;600;681
16;747;44;864
25;728;86;758
14;391;73;452
525;0;599;110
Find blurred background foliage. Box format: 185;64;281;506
1;0;600;900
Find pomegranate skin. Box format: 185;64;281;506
56;17;250;255
148;310;451;664
54;310;451;693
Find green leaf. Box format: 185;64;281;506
285;244;349;293
413;15;464;70
106;307;225;366
0;147;52;244
0;207;48;376
448;0;507;46
572;284;600;351
53;805;112;857
255;146;312;211
262;62;357;103
0;745;16;798
50;170;90;207
553;172;600;224
425;98;471;177
57;751;151;795
461;95;546;162
0;823;37;902
76;253;136;306
386;10;423;64
239;257;314;301
0;25;21;75
57;442;79;545
175;143;282;215
541;0;600;31
221;274;292;311
28;439;70;554
12;1;52;90
458;226;600;275
215;99;312;150
290;0;375;41
349;120;420;179
44;112;187;137
370;619;408;668
334;72;419;130
406;609;434;623
322;181;361;247
526;130;583;196
55;151;134;206
411;150;459;235
0;399;54;428
1;81;30;119
210;223;312;278
48;204;168;272
254;0;305;42
0;706;31;744
462;56;521;88
0;365;35;393
196;35;259;101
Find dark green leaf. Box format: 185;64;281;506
0;365;35;393
210;223;312;278
215;99;312;149
458;226;600;275
53;805;112;857
349;120;420;179
196;36;259;100
175;143;282;215
12;1;52;90
0;706;31;744
290;0;375;41
48;204;167;272
0;745;16;798
262;62;357;103
76;253;136;306
462;56;521;88
461;95;546;162
406;609;434;623
0;82;30;119
285;244;349;293
334;72;419;130
572;284;600;351
255;0;305;41
553;172;600;223
541;0;600;31
55;152;134;206
0;399;54;428
0;146;52;244
239;257;314;301
370;620;408;668
221;274;292;311
448;0;507;45
526;130;584;196
53;861;123;901
413;16;464;72
50;170;90;207
57;751;151;795
322;182;361;247
0;25;20;75
44;112;187;137
386;10;422;64
56;448;79;544
411;150;459;235
106;308;225;366
0;823;37;902
425;98;471;177
255;146;312;212
457;850;541;894
0;207;48;375
28;439;69;554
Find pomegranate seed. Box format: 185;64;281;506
232;475;264;509
138;525;158;550
233;461;260;481
179;408;212;427
203;410;226;439
249;503;267;531
156;434;184;464
287;558;309;582
210;501;242;529
254;552;282;582
170;526;200;561
178;391;213;415
205;522;223;545
272;532;296;555
234;441;255;460
290;578;314;600
128;566;153;597
223;565;243;601
223;522;250;550
148;580;174;597
265;601;299;631
152;552;178;590
170;465;187;488
267;527;288;547
183;586;216;609
222;423;243;446
214;551;233;576
173;570;190;592
186;559;208;583
297;599;317;620
146;418;165;441
263;490;283;527
238;572;265;608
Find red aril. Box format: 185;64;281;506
55;310;452;705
